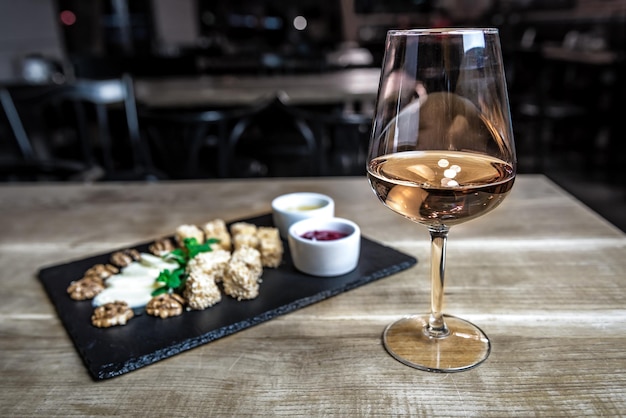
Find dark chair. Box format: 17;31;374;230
512;59;590;173
225;94;321;178
294;109;372;176
509;39;613;174
139;95;371;180
1;75;164;182
138;107;247;179
0;85;91;181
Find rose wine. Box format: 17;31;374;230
368;150;515;227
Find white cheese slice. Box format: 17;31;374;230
92;253;181;309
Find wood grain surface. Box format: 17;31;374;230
1;175;625;417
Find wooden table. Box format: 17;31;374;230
134;68;381;108
1;175;625;416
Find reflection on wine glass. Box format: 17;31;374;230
367;28;516;372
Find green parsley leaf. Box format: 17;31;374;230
166;248;187;265
153;236;220;296
152;267;187;296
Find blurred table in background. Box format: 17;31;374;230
1;175;626;416
541;45;621;65
541;44;625;185
510;40;624;175
134;68;380;109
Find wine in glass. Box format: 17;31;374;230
367;28;516;372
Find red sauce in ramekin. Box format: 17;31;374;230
300;230;348;241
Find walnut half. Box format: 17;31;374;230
67;276;104;300
148;238;175;256
84;263;119;279
110;249;140;267
91;301;134;328
145;293;186;319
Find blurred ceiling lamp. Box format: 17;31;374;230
293;16;307;31
60;10;77;26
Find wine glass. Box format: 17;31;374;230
367;28;516;372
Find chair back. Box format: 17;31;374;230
290;108;372;176
139;107;244;179
55;75;156;178
226;94;320;177
138;94;371;180
0;87;36;161
1;75;162;181
1;84;90;181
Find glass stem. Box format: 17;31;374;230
427;226;450;338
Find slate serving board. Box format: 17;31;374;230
38;213;417;381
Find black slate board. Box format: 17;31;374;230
38;213;417;381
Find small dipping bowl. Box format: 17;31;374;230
288;217;361;277
271;192;334;238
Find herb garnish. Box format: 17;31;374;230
153;268;186;296
151;237;219;296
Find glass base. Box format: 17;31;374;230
382;314;490;372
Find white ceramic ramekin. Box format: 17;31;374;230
271;192;334;238
288;217;361;277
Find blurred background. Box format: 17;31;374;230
0;0;624;229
